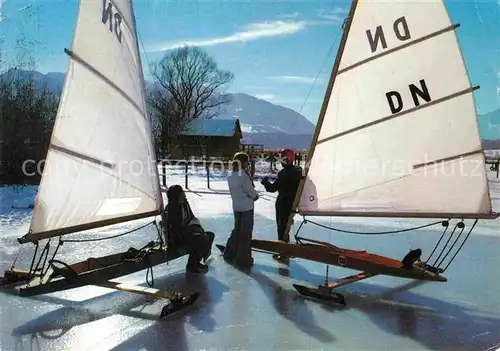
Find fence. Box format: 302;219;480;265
157;158;278;189
158;155;500;190
486;156;499;178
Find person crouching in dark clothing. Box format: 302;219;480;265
165;185;215;273
261;149;302;261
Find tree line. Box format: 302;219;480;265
0;46;234;186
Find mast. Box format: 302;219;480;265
285;0;498;239
284;0;359;239
18;0;163;244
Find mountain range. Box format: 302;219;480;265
1;69;498;150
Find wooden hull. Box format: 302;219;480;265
2;243;188;297
250;239;447;282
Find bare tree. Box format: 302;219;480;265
0;70;59;186
149;46;235;152
148;91;182;157
0;28;58;186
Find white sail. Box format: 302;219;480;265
20;0;162;243
298;0;495;219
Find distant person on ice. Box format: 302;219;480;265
223;152;259;270
261;148;302;261
165;185;214;274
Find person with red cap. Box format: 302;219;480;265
261;149;302;261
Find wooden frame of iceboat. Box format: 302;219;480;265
2;239;185;297
1;237;197;318
0;0;201;318
248;0;499;305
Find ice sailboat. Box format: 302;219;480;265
249;0;499;304
0;0;199;317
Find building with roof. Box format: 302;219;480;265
169;118;243;159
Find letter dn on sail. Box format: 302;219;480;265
102;0;123;43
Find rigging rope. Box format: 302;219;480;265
430;221;463;267
298;28;342;115
61;221;155;243
22;220;166;288
299;217;445;235
153;220;164;244
442;219;477;272
10;246;22;270
436;223;465;268
137;28;154;83
422;220;479;273
293;216;478;273
425;220;450;262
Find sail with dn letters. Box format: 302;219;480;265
298;0;496;219
19;0;162;244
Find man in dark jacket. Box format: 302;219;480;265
261;149;302;261
165;185;215;273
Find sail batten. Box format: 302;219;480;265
317;86;479;145
50;144;115;169
24;0;162;244
299;211;499;220
64;49;145;116
297;0;495;219
19;209;161;244
413;150;483;170
337;24;459;75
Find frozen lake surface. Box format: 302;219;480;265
0;167;499;350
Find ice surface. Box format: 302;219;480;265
0;167;499;350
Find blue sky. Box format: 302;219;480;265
0;0;498;123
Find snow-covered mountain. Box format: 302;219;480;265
217;93;315;135
0;69;66;96
2;69;498;150
1;70;314;148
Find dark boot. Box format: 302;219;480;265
186;255;208;273
275;255;290;262
203;231;215;263
186;243;208;273
186;262;208;273
274;207;292;260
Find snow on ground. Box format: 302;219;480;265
163;165;500;237
0;165;498;273
1;165;499;243
485;149;500;157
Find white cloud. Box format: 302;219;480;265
267;76;326;84
254;94;275;100
151;20;307;52
317;7;347;23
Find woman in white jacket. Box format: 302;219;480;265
223;152;258;269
